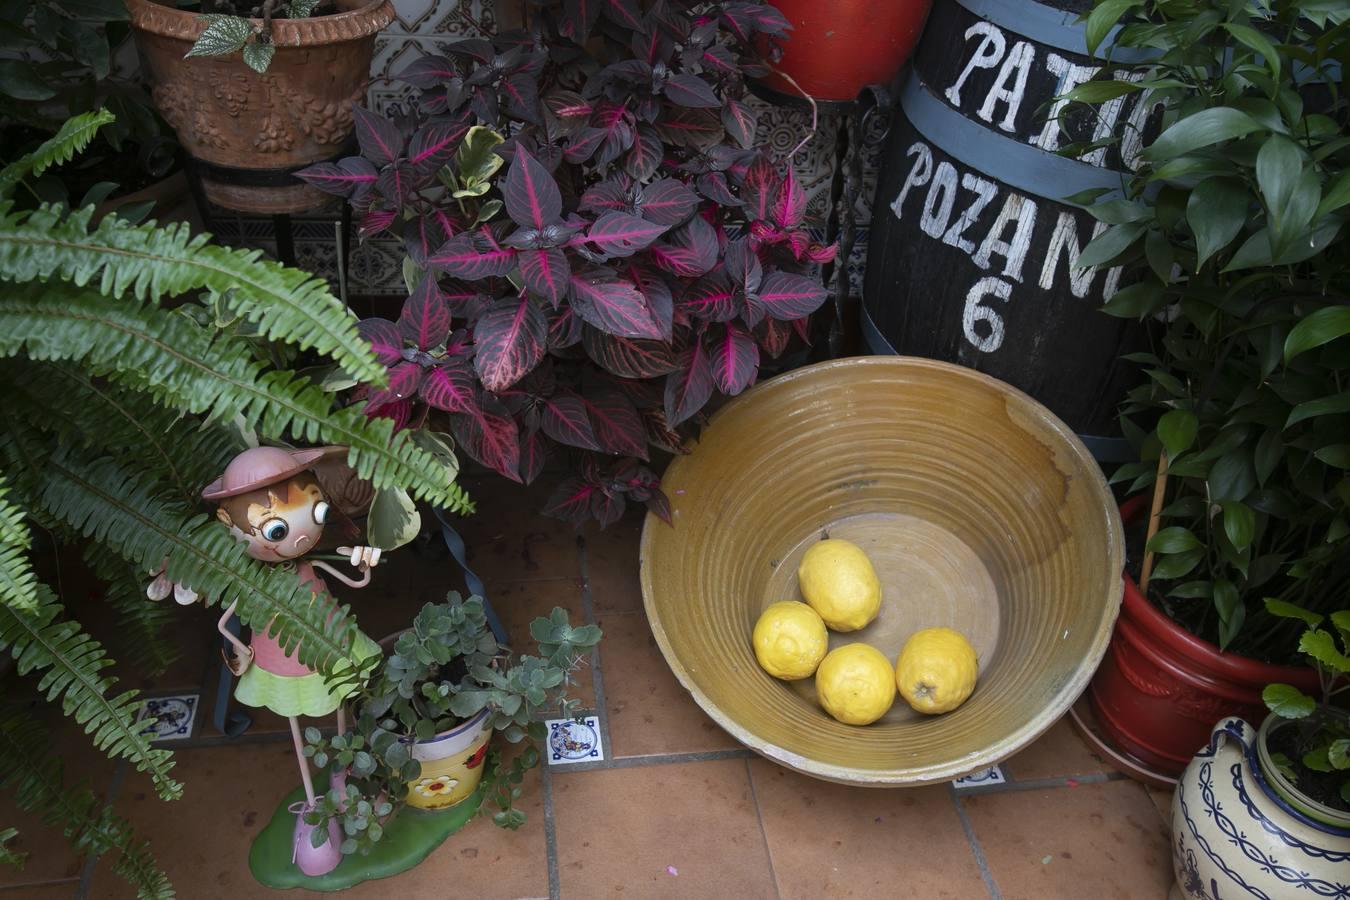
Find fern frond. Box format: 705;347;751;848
81;544;180;679
0;582;180;800
0;110;116;198
0;475;37;611
0;284;472;513
0;827;25;869
0;203;385;385
5;362;243;503
0;710;173;898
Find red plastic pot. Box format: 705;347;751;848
757;0;932;102
1088;543;1321;777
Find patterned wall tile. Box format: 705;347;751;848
747;95;840;225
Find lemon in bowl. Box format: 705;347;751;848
815;643;896;725
798;538;881;631
752;601;829;680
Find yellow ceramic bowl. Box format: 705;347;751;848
640;357;1124;785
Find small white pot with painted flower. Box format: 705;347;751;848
403;708;493;812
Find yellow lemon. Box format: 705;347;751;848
797;539;881;632
895;627;979;714
814;643;896;725
752;601;829;680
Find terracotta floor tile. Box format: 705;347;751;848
597;611;740;758
962;780;1172;899
0;882;78;898
580;505;646;613
749;758;986;899
1147;785;1174;826
494;577;596;711
87;741;549;899
1002;718;1110;782
452;475;581;588
552;759;776;899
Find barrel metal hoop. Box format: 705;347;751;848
860;301;1133;463
900;77;1127;202
950;0;1156;63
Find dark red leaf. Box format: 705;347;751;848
773;165;807;230
626;262;674;340
645;488;673;525
375;164;413;210
700;44;739;77
663;73;721;108
519;429;548;485
643;407;687;453
473;296;547;393
563;128;606;165
503;147;562;230
804;241;838;263
653;107;724;150
546;305;583;350
403;213;455;266
518;246;571;307
725;239;763;292
367;397;412;432
650;215;718;277
560;0;601;40
754;317;792;358
542;389;601;450
360;207;397;238
398;273;451;351
587;212;669;257
384;361;424;401
579;179;630;215
664;343;713;426
408;115;470;173
357;318;403;365
569;271;663;338
624;127;663;180
754;270;829;321
295;157;377;199
792;315;813;344
583;390;647;458
451;407;522;483
696;172;740;207
590;490;626;528
501;72;541;124
427;232;518;279
582;327;679;378
601;0;642;30
543;477;598;525
740;154;777;222
636;178;699;225
445;38;495;64
352;106;404;167
397;55;460;89
679;274;739;321
721;2;791;40
545;89;593;122
708;323;759;395
420;363;479;414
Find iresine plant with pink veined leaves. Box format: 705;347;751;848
299;0;835;527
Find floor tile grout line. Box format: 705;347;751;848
549;747;753;774
947;783;1004;900
956;771;1124;796
743;757;783;900
541;759;561;900
75;760;129;900
0;878;81;894
574;535;614;761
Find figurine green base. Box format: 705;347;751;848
249;786;483;891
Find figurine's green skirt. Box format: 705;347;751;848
235;631;381;718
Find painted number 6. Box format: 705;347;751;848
963;276;1011;353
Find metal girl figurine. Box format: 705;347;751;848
200;445;383;877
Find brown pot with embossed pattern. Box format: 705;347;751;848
1087;501;1321;779
127;0;393;213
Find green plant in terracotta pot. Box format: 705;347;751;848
300;592;600;856
1066;0;1349;777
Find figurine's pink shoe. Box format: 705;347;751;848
290;802;341;877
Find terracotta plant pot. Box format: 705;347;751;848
1170;717;1350;899
757;0;932;102
1089;559;1321;778
126;0;393;214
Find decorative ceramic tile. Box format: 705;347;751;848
952;765;1007;789
748;96;840;224
135;694;199;742
853;103;892;226
846;226;870;300
545;715;605;766
431;0;496;36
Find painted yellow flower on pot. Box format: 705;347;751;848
414;776;459;799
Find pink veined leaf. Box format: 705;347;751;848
721;2;791;40
403;213;454;266
503;147;563;230
428;232;518;279
791;315;813;344
397;55;460;89
650;216;718;277
755;270;830;321
542;477;599;525
804;241;838;263
664;342;713;427
375;164;413;211
420;363;480;414
561;0;601;39
367;397;412;432
398;273;452;351
601;0;642;30
582;327;680;379
645;488;673;525
360;207;397;238
518;246;571;308
680;274;739;322
541;389;602;451
295;157;378;198
569;271;664;339
663;73;721;109
579;179;630;215
625;262;674;341
587;212;670;258
445;37;494;64
624;128;663;181
653;107;724;150
473;295;547;393
740;154;778;222
643;407;687;454
721;98;758;150
501;72;541;124
518;429;548;485
786;228;811;260
384;361;424;402
546;305;583;350
636;178;699;226
545;89;593;120
754;317;792;358
582;390;648;458
724;239;763;292
451;407;522;483
590;489;626;528
701;45;739;77
696;172;740;207
773;165;807;230
408;116;470;172
352;106;404;167
709;323;759;396
563;128;607;165
357;318;403;365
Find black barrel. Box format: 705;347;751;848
864;0;1158;457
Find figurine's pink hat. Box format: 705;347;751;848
202;446;345;501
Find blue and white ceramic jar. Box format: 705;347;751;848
1170;716;1350;900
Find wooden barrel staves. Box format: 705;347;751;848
863;0;1160;456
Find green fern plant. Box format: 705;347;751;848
0;111;473;897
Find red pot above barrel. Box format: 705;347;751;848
757;0;934;102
